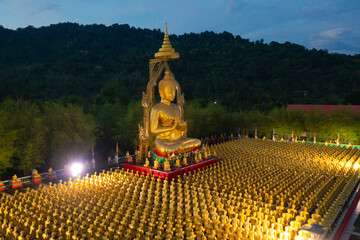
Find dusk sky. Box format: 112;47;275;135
0;0;359;55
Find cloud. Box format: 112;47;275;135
4;0;60;15
31;1;60;16
310;28;360;54
0;0;62;29
226;0;247;14
319;28;350;39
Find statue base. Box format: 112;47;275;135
32;176;42;184
10;180;22;189
124;155;219;180
124;157;133;163
152;147;201;164
47;173;57;180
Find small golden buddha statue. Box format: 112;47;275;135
153;159;160;169
183;155;188;166
164;159;171;172
195;154;199;163
174;157;182;168
198;152;203;162
144;158;150;168
12;174;18;182
150;71;201;155
33;170;40;177
126;151;133;162
204;149;208;159
214;149;218;156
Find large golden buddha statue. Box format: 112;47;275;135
137;23;200;163
150;71;201;155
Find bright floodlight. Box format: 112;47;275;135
70;162;83;176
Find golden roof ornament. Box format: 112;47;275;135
155;23;180;60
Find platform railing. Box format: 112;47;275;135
1;180;10;188
18;175;32;184
0;168;67;191
108;155;132;166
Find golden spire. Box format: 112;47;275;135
155;23;180;60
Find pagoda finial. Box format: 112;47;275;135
155;23;179;60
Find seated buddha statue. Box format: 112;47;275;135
150;71;201;155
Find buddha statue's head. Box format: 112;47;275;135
159;71;178;104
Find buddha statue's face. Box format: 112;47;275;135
160;85;176;102
158;71;177;104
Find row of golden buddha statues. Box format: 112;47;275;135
142;145;214;171
0;138;358;239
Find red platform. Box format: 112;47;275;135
47;173;57;180
32;176;42;183
124;156;220;180
10;180;22;189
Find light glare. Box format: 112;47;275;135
70;162;83;176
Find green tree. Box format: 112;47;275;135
0;100;47;175
113;101;143;153
43;102;96;168
12;100;46;175
0;101;17;175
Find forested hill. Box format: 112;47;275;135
0;22;359;109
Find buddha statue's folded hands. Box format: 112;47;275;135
175;120;187;132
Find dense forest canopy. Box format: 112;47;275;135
0;23;359;178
